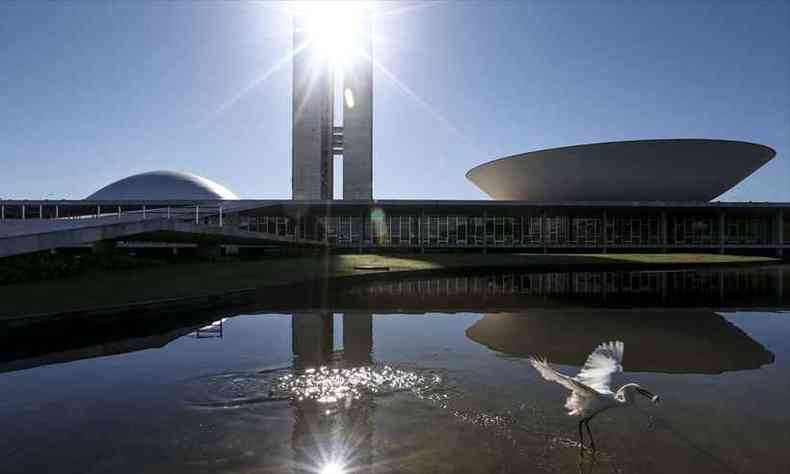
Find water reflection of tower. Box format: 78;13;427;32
291;313;374;473
291;313;373;367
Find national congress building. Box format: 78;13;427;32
0;8;787;258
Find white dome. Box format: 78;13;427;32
86;170;239;200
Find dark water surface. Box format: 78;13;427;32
1;265;789;473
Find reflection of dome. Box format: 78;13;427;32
86;170;239;200
466;139;775;202
465;311;774;374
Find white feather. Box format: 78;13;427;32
529;341;632;418
574;340;624;394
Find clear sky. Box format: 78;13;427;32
1;0;788;201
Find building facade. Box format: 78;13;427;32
231;201;787;255
291;10;373;201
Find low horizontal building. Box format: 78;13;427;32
1;199;787;256
1;140;787;257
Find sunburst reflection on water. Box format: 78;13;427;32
185;362;447;409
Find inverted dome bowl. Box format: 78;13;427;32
466;139;775;201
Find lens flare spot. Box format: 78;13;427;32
344;88;355;108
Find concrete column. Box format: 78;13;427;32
1;205;4;220
39;204;43;219
22;205;25;220
359;213;364;253
219;207;223;227
719;269;725;304
324;216;330;243
483;210;488;254
419;210;424;254
719;210;726;254
542;211;547;254
776;209;784;258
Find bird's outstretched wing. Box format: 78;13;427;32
574;340;624;394
529;357;597;398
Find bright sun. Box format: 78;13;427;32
319;461;346;474
295;1;371;69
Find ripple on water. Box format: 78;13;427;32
185;363;448;409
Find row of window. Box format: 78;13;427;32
238;214;777;246
349;270;776;297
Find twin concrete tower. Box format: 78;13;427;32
292;12;373;201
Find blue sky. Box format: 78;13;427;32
1;0;788;201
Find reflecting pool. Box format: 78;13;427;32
1;265;789;473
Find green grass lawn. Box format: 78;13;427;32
0;252;777;319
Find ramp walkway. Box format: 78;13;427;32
0;204;325;257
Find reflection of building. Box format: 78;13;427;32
465;310;775;374
292;313;335;367
336;267;787;310
0;316;223;374
290;312;374;474
291;313;373;367
191;319;225;338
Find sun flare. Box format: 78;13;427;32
293;1;372;69
319;461;346;474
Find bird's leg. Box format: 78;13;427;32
578;418;586;455
585;417;596;452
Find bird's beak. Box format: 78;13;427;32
636;388;660;404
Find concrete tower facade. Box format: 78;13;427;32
292;10;373;201
292;15;335;201
342;13;373;200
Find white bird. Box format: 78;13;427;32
529;341;659;453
